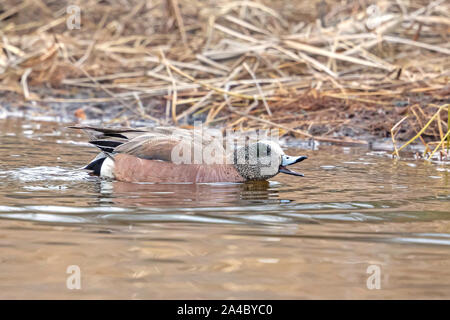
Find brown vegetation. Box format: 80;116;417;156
0;0;449;149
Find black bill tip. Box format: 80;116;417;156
279;166;304;177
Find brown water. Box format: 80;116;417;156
0;118;449;299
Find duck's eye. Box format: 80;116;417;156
257;144;271;157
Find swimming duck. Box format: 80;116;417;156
70;126;307;183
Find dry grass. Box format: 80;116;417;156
392;103;449;160
0;0;449;146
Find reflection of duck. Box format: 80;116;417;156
98;180;277;207
70;126;307;183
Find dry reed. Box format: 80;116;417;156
0;0;449;147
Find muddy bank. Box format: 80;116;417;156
1;86;448;144
0;100;439;160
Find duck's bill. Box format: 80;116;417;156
279;166;304;177
279;155;307;177
281;155;308;166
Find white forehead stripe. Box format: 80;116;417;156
258;140;285;155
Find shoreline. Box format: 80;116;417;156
0;110;436;156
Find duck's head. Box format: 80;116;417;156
233;141;307;181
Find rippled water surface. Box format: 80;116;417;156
0;118;449;299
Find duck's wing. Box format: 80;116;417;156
114;127;223;162
113;134;190;162
70;125;223;163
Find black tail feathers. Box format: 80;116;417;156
83;156;106;175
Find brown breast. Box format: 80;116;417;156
113;154;245;183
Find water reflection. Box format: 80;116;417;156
97;180;277;207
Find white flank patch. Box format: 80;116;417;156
100;157;115;178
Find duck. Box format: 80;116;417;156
70;125;308;183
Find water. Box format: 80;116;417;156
0;118;449;299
